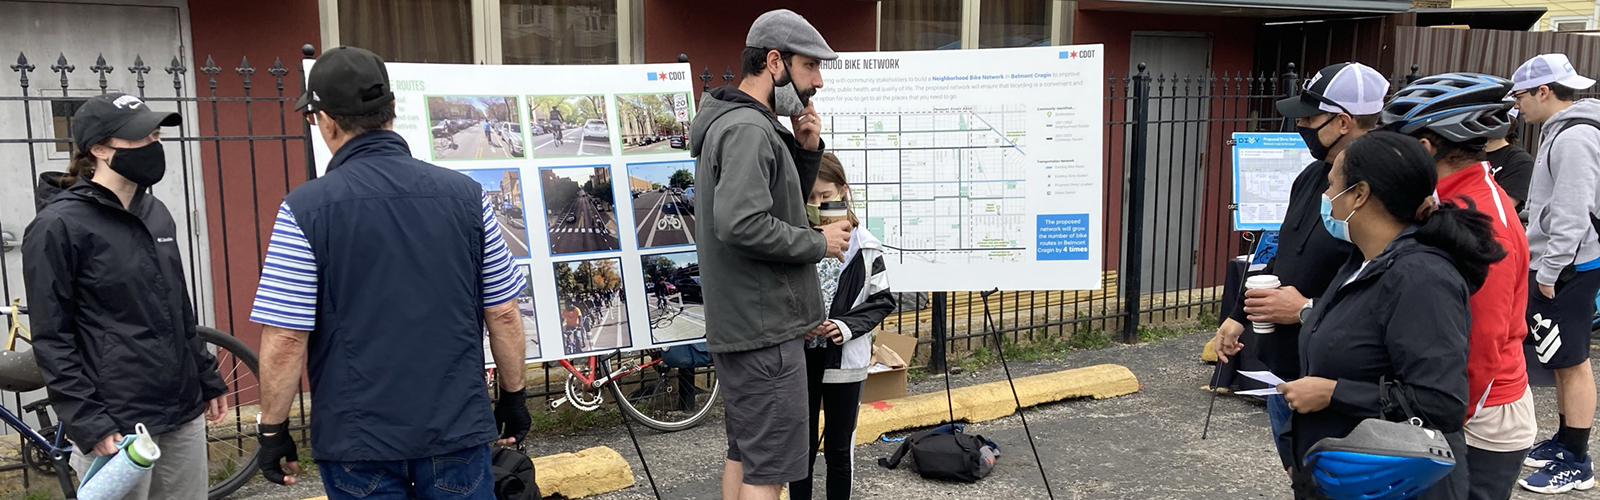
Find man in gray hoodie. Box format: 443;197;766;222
689;9;851;500
1513;53;1600;494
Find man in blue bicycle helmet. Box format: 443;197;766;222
1381;72;1535;500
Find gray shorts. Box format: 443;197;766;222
713;336;809;485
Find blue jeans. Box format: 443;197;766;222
319;444;495;500
1267;394;1294;469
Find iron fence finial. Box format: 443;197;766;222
12;52;35;89
700;66;711;93
238;56;256;91
91;54;115;93
1407;63;1421;85
302;44;316;59
165;56;187;92
270;57;289;91
723;66;734;84
677;53;688;63
1136;62;1147;75
51;53;74;95
201;55;220;91
130;55;151;94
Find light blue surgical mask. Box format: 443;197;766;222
1320;185;1357;242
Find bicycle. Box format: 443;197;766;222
549;349;719;433
550;120;565;148
1;300;262;500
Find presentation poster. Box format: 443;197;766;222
306;61;701;364
809;45;1106;291
1231;132;1312;231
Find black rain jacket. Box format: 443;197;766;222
1291;229;1471;499
22;172;226;452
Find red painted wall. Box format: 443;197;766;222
187;0;321;350
642;0;878;96
1075;9;1257;288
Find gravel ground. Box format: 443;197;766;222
216;331;1600;499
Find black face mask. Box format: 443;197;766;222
1298;115;1346;162
108;141;167;186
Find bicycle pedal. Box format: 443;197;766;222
22;398;51;413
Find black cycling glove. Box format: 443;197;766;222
257;421;300;485
495;387;532;446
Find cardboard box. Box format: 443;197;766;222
861;332;918;403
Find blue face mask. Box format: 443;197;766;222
1320;185;1357;242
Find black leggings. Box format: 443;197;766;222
789;347;863;500
1466;446;1529;500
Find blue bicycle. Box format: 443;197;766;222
1;301;262;499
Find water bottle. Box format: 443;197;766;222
77;423;161;500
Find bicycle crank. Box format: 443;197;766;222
563;373;604;411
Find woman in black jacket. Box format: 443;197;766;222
1279;132;1507;500
22;93;228;499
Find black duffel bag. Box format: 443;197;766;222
491;445;540;500
879;424;1001;483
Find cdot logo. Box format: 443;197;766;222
647;71;688;81
1058;49;1097;60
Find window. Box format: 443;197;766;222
339;0;473;64
1552;16;1594;32
50;99;87;155
979;0;1050;48
501;0;618;65
880;0;963;51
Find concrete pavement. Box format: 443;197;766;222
202;331;1600;500
494;212;531;257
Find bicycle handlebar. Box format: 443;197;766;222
0;305;24;316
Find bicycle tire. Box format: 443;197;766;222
198;326;261;500
606;357;720;432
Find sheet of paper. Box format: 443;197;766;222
1235;388;1280;396
1239;370;1287;387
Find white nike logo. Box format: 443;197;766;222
156;237;175;243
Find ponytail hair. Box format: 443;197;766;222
60;145;99;186
1415;196;1506;292
1342;132;1507;292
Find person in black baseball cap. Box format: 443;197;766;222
24;91;230;500
1212;62;1386;474
294;46;398;156
253;45;533;498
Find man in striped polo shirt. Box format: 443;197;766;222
247;47;531;499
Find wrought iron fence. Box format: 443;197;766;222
0;44;1441;485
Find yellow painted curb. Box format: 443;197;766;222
298;445;633;500
1202;337;1218;363
853;363;1140;445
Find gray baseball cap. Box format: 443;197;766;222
746;9;838;61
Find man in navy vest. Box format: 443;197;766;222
248;46;532;499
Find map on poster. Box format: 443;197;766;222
810;45;1105;291
1231;133;1313;231
305;61;701;364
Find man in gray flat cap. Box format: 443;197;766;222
688;8;850;500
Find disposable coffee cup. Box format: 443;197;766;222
1244;275;1281;334
818;201;850;226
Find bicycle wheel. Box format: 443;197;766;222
198;326;261;500
606;355;719;432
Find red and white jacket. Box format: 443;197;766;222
1437;161;1530;421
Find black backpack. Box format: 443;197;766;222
878;425;1001;483
490;446;539;500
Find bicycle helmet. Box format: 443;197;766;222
1380;72;1515;143
1304;418;1456;500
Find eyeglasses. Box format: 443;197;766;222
1511;90;1533;101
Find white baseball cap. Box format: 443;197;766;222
1276;62;1389;118
1512;53;1596;92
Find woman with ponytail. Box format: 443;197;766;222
1278;131;1507;500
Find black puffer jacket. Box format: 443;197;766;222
23;173;226;452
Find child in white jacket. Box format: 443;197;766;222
789;153;894;500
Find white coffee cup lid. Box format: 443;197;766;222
1245;275;1281;288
